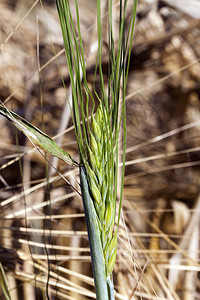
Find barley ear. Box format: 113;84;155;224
84;103;117;278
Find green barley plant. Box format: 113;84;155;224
0;0;137;299
55;0;137;297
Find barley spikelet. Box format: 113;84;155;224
84;104;117;277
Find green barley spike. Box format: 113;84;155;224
84;103;117;277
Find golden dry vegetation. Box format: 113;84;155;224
0;0;200;299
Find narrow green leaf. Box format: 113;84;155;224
0;105;78;166
0;263;11;300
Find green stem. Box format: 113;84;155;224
80;167;114;300
107;277;115;300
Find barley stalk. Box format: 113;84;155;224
79;166;109;298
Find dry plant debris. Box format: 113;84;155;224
0;0;200;299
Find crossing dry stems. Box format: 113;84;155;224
1;1;199;300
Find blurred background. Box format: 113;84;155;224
0;0;200;299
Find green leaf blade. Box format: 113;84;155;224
0;105;78;166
